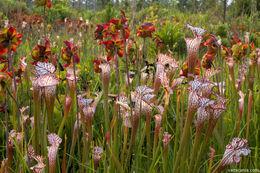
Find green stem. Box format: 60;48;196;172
33;91;41;153
246;89;252;139
172;108;195;173
121;126;128;164
188;125;203;173
145;113;152;158
194;120;216;173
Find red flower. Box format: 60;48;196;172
31;39;51;64
93;56;110;73
153;34;164;50
94;24;107;44
0;53;8;72
201;34;219;69
0;27;22;55
136;23;155;38
93;59;102;73
61;41;79;67
180;60;200;77
35;0;52;9
230;34;242;46
103;38;124;60
109;10;129;40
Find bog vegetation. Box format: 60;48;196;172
0;0;259;172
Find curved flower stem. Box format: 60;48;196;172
212;162;225;173
66;135;76;173
145;113;152;157
72;53;80;121
81;115;87;173
135;43;140;86
125;114;139;169
188;125;203;173
172;108;195;173
132;122;147;172
62;135;67;173
103;82;109;132
163;145;169;173
121;126;128;163
107;137;124;173
173;89;181;160
246;89;252;139
8;40;20;131
65;53;80;172
58;104;71;137
162;87;170;126
180;87;185;137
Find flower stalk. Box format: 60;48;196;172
58;97;72;137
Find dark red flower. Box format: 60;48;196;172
180;60;200;77
103;38;124;60
109;10;129;40
136;23;155;38
201;34;219;69
230;34;242;46
0;27;22;55
93;59;102;73
93;56;110;73
153;34;164;50
61;41;79;67
94;24;107;44
31;39;51;64
35;0;52;9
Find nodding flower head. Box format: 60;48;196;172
162;132;172;148
93;146;103;170
219;138;250;168
154;114;162;129
103;38;124;60
136;23;155;38
238;91;244;114
35;0;52;8
61;41;79;67
180;60;200;78
66;66;80;90
201;34;219;69
31;39;51;64
0;26;22;54
94;24;107;44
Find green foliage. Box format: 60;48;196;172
155;20;186;55
0;0;28;15
216;25;228;38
